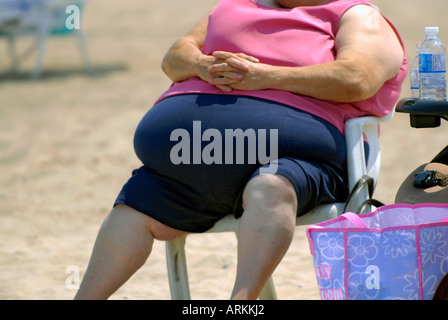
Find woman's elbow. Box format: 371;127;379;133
161;55;175;80
330;82;370;103
161;54;188;83
339;59;402;102
342;71;381;102
344;82;373;102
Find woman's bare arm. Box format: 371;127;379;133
161;12;258;91
161;13;211;83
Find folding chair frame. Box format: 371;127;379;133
1;0;91;79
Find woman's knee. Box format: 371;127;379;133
242;174;298;211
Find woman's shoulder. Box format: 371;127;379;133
320;0;378;16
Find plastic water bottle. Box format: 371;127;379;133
410;44;420;98
419;27;447;100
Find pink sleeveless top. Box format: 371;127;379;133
155;0;408;134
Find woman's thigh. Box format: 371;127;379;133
120;94;348;231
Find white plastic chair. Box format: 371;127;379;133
165;111;394;300
0;0;91;78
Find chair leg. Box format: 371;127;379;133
165;232;278;300
30;10;52;80
166;236;191;300
30;35;49;79
6;36;21;73
75;30;92;72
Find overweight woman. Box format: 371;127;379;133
75;0;407;300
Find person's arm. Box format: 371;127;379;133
161;12;257;91
161;12;211;82
209;5;404;103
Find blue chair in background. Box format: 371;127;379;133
0;0;91;79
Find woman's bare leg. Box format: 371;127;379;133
231;175;298;300
74;204;187;299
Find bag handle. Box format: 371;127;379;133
341;212;369;228
308;211;369;256
356;198;386;215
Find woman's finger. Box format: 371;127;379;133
212;51;234;59
223;72;244;81
213;51;259;63
216;84;233;92
209;74;240;86
210;71;243;81
234;53;260;63
212;52;250;71
208;63;246;80
208;62;229;73
224;57;252;71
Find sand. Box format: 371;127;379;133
1;0;448;300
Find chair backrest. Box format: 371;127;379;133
345;110;395;191
344;110;395;213
46;0;86;35
0;0;86;34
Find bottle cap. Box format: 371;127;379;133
425;27;439;34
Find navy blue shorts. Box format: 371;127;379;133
115;94;349;233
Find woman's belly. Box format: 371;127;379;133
133;94;347;202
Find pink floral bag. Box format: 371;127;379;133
307;203;448;300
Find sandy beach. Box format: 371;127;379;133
1;0;448;300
